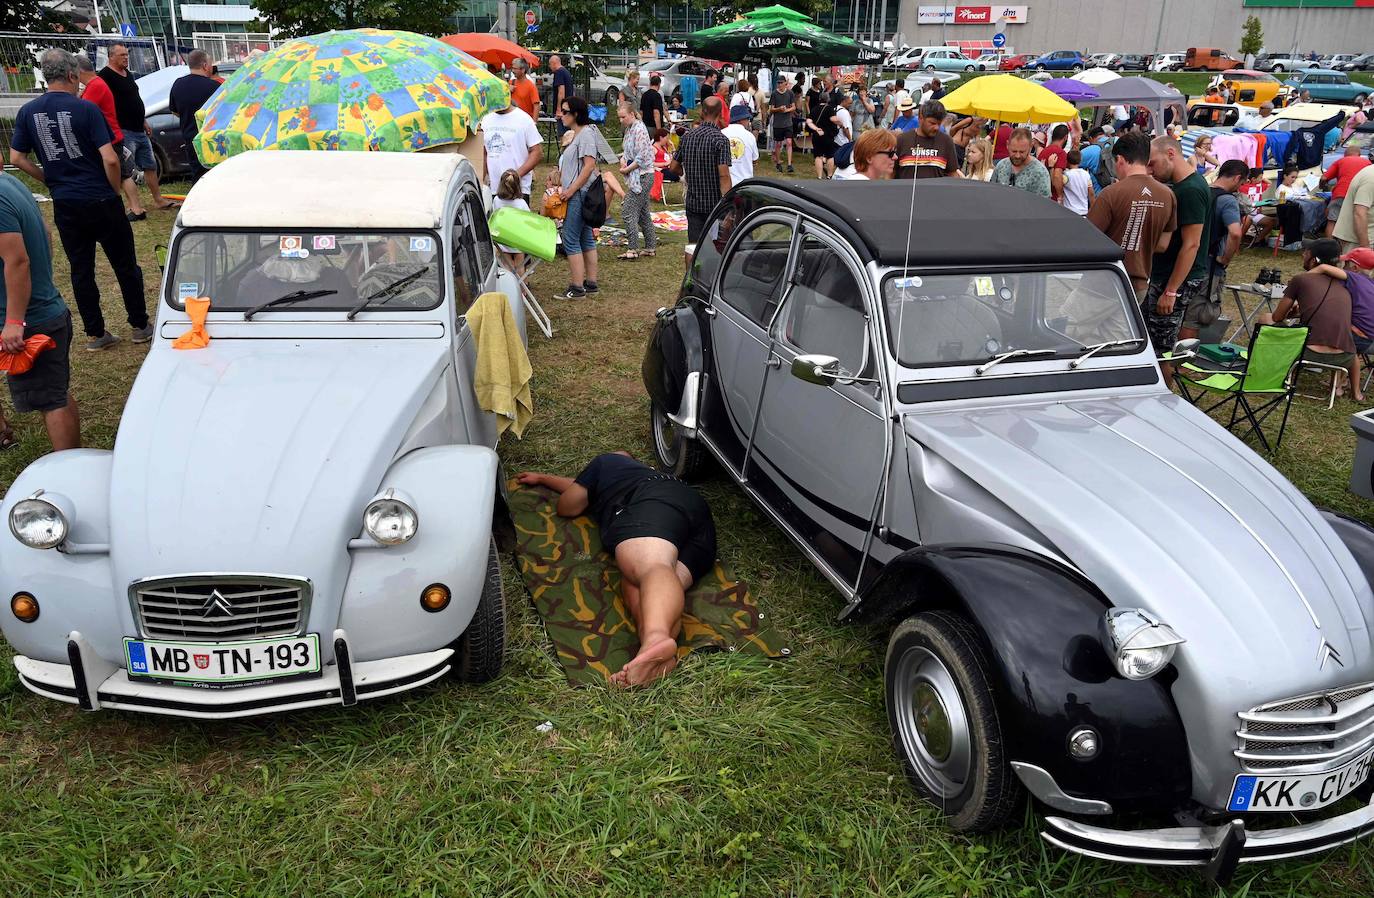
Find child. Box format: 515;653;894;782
1062;149;1095;215
493;169;530;275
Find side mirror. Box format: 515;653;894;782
792;353;840;386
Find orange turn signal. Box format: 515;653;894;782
420;583;451;613
11;592;38;623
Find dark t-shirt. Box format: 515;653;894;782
574;454;660;533
1209;190;1242;275
1151;171;1213;285
768;89;794;128
11;92;116;202
1282;272;1355;353
805;88;822;119
1086;173;1178;292
0;173;66;325
168;72;219;140
639;87;664;129
895;129;959;179
552;67;574;102
98;65;145;130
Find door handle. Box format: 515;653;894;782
766;354;782;369
701;304;718;318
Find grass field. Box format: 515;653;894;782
1;158;1373;898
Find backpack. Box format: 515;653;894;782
1095;143;1116;188
581;172;608;229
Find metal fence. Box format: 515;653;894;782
188;32;285;64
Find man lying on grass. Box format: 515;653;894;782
517;452;716;686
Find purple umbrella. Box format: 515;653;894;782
1042;78;1099;102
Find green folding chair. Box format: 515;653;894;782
1177;324;1309;454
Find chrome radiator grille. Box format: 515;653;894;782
1236;683;1374;772
131;576;310;641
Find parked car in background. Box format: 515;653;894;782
1282;69;1370;105
1115;53;1151;71
1;151;522;718
639;57;721;101
644;177;1374;878
1253;52;1309;73
1087;53;1119;69
1208;69;1286;107
534;53;626;107
916;48;988;73
1185;47;1243;71
998;53;1037;71
891;46;950;70
1322;120;1374;172
137;62;240;181
1151;52;1185;72
1029;50;1085;72
1322;54;1359;69
1336;53;1374;71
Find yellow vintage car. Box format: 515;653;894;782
1208;69;1287;108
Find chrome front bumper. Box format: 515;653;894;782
14;629;453;719
1044;798;1374;875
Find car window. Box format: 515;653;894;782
718;219;793;326
464;189;494;281
450;208;477;312
884;269;1140;368
775;234;869;378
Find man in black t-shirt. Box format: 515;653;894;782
168;49;220;183
99;43;176;210
518;451;717;686
639;74;665;131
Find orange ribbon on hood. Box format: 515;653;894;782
0;334;57;375
172;296;211;350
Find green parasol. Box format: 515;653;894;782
194;28;509;164
672;5;884;68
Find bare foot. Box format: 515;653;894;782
609;635;678;687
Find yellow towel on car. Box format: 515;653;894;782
467;291;533;438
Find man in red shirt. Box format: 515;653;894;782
508;57;540;119
1323;146;1372;237
76;53;143;219
1039;124;1071;202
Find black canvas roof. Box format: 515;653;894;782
743;178;1124;268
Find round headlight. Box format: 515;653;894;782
9;495;68;549
1100;608;1185;681
363;492;418;545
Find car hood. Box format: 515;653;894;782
904;393;1374;804
108;340;449;596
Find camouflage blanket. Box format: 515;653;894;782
508;483;788;685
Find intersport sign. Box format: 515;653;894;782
917;5;1029;24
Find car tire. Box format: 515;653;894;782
964;65;975;72
925;65;936;73
1035;64;1046;72
1071;64;1082;72
1356;93;1369;106
885;610;1023;833
1273;65;1284;73
454;536;506;683
605;86;619;106
650;398;707;480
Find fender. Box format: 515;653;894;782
1318;508;1374;592
852;543;1191;811
641;304;704;416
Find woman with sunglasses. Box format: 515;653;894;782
554;96;603;299
834;128;897;180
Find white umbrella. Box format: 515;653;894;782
1073;67;1121;86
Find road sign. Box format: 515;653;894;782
526;23;538;34
119;22;136;38
525;9;537;25
992;32;1006;49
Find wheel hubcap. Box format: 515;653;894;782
893;646;973;798
652;404;680;466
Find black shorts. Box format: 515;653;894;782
602;477;717;584
771;124;793;142
8;310;73;414
814;139;836;159
686;209;711;244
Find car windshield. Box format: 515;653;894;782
883;269;1141;368
166;230;443;313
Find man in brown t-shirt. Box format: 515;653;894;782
895;99;960;179
1086;130;1177;300
1260;237;1358;389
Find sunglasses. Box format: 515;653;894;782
560;108;572;115
879;150;898;159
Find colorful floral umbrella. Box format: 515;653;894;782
195;28;509;165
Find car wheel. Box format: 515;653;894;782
964;65;975;72
1356;93;1369;106
1035;64;1046;72
886;610;1023;833
1273;65;1284;73
925;65;936;73
605;86;619;106
650;398;707;480
454;536;506;683
1071;64;1082;72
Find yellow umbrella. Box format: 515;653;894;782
940;74;1078;124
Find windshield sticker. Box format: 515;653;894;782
974;277;995;297
312;235;336;251
177;282;199;299
409;236;433;253
279;235;303;256
892;276;923;290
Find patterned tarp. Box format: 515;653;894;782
509;483;788;686
194;28;509;164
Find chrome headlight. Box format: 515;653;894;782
1100;608;1185;680
9;490;70;550
363;488;418;545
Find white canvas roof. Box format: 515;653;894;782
180;151;465;229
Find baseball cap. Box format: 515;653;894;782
897;97;915;112
1101;123;1116;135
729;104;752;123
1303;237;1342;265
1341;247;1374;270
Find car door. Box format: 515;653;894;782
450;186;499;446
701;214;798;477
747;225;887;592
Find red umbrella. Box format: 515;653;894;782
440;34;539;69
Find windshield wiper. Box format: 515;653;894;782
1068;338;1145;369
345;267;430;320
974;348;1055;376
243;289;338;321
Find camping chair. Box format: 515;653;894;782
1298;357;1348;410
1176;324;1309;454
